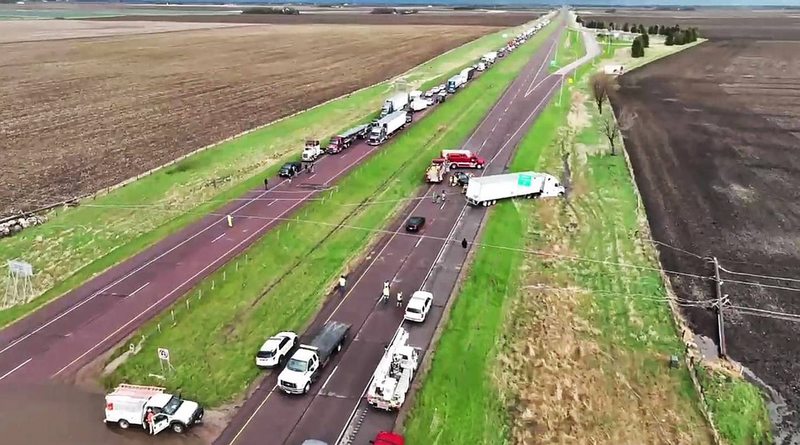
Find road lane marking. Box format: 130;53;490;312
0;181;291;356
127;282;150;298
211;233;226;244
414;237;423;248
227;383;279;445
51;145;379;378
0;358;31;381
321;364;339;393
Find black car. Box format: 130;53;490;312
454;172;470;186
405;216;426;232
279;161;302;178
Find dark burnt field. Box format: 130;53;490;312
90;11;538;27
606;9;800;443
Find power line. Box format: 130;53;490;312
718;265;800;285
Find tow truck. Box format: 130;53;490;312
424;158;447;183
366;328;419;411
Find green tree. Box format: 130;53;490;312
665;33;674;46
623;22;629;32
638;24;646;34
631;37;645;58
641;32;650;48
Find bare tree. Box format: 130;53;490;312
600;108;637;156
590;73;617;115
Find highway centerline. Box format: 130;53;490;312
0;358;31;381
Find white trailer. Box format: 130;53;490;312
366;328;419;411
409;97;429;112
368;110;407;145
104;384;204;435
465;172;564;206
481;51;497;64
381;92;410;117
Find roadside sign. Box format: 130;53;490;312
518;174;533;187
550;60;557;67
158;348;170;361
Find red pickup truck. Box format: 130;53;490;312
441;149;485;169
370;431;404;445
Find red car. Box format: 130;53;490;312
441;149;485;169
370;431;404;445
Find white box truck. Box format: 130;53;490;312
366;328;419;411
104;384;204;435
368;110;407;145
481;51;497;64
380;92;410;118
446;74;466;93
465;172;564;206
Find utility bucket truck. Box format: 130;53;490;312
367;328;419;411
278;321;351;395
368;110;407;146
104;384;204;435
465;172;564;206
425;158;446;183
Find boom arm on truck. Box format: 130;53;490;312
366;328;419;411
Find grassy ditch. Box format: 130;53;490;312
103;24;557;406
551;27;585;71
404;34;724;444
0;19;544;330
696;366;772;445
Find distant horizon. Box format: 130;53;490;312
61;0;800;8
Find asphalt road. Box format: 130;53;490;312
213;13;579;445
0;87;445;385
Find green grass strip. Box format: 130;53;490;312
0;21;539;329
104;23;558;407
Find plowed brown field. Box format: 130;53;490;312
0;23;495;217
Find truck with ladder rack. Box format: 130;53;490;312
366;328;419;411
425;158;447;183
104;384;204;435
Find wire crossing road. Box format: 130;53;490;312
214;13;591;445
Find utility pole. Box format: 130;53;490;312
712;257;727;359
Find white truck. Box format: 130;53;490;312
465;172;565;206
278;321;351;395
446;73;466;93
409;97;429;112
301;140;324;162
481;51;498;64
104;384;204;435
366;328;419;411
367;110;407;146
380;92;410;118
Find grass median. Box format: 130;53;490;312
103;23;557;406
404;32;724;444
0;19;542;330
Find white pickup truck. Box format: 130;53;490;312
104;384;204;435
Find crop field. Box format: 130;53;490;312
0;21;496;218
605;10;800;445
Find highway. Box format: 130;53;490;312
213;11;584;445
0;75;444;384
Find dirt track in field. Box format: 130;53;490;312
0;23;495;218
609;11;800;443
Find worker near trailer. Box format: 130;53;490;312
396;291;403;308
440;189;447;203
145;407;155;435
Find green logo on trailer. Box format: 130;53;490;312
518;174;532;187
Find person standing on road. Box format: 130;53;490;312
382;280;391;303
145;408;155;435
264;178;269;190
440;189;447;204
432;191;438;204
226;214;233;227
396;291;403;308
338;275;347;297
